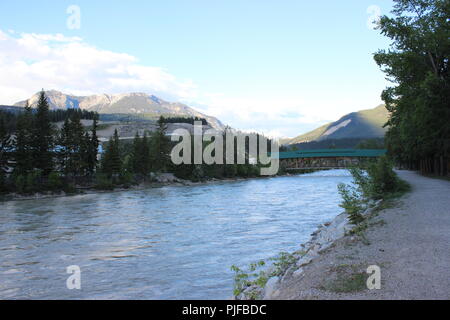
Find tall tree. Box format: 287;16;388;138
101;129;122;177
150;116;171;172
14;102;34;176
374;0;450;175
57;112;85;177
131;132;141;174
0;117;12;183
140;132;151;175
33;90;54;174
86;116;99;175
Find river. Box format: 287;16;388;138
0;169;352;299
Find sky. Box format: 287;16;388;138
0;0;395;137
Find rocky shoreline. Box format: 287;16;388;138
235;198;383;300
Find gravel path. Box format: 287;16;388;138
274;171;450;300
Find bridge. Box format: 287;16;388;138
276;149;387;170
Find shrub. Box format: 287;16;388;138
119;171;135;188
47;172;63;192
224;164;237;178
25;171;42;194
63;183;77;194
231;252;297;299
338;183;365;225
94;173;114;190
348;167;371;199
339;156;410;225
237;164;248;177
366;156;401;199
14;175;26;194
0;171;8;193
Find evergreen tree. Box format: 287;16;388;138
101;129;122;177
32;90;54;174
150;116;171;172
86;116;99;175
0;117;12;189
14;102;34;176
141;132;151;175
57;112;85;177
131;132;141;174
374;0;450;175
57;118;71;175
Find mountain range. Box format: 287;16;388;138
14;90;224;130
282;104;389;145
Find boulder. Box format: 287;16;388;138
263;277;280;300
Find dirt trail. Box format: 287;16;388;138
275;171;450;300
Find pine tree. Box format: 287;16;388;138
0;117;12;187
69;112;85;176
101;129;122;177
131;132;141;174
86;116;99;175
14;102;34;176
150;116;171;172
57;112;85;177
32;90;54;175
57;118;71;175
141;132;151;175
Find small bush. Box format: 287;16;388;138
0;171;9;193
63;183;77;194
46;172;63;192
366;156;400;199
231;252;297;299
26;171;42;194
94;173;114;190
119;171;135;188
338;183;365;225
14;175;26;194
339;156;410;225
237;164;248;177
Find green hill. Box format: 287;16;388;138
285;105;389;145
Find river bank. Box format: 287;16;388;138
262;170;450;300
0;173;287;202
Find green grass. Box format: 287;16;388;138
321;264;368;293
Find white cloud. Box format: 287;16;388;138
0;29;382;138
0;29;197;104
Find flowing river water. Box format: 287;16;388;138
0;169;352;299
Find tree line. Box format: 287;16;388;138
375;0;449;176
0;107;97;134
0;91;269;195
160;116;209;126
0;91;100;194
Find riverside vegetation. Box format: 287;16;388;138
231;156;410;300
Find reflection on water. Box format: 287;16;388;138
0;170;351;299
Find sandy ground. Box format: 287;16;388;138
275;170;450;300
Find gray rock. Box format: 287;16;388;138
263;277;279;300
293;268;304;277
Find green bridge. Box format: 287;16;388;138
275;149;387;170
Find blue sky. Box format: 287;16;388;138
0;0;395;137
